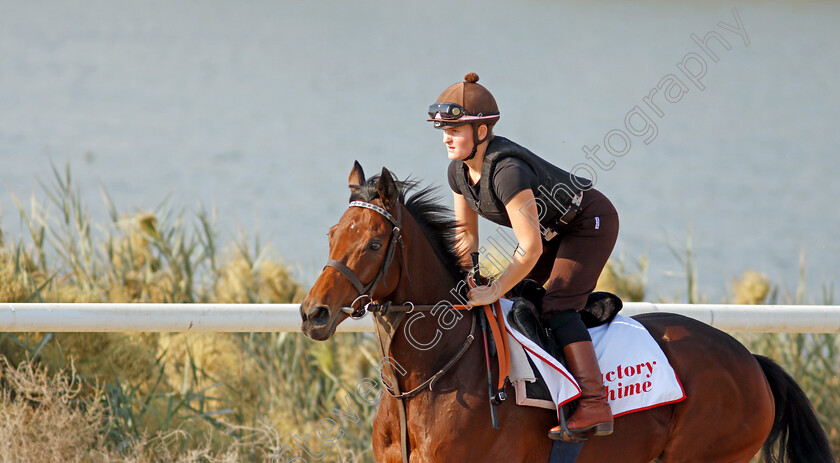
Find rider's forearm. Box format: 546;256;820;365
456;229;479;267
490;244;540;298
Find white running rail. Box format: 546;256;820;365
1;302;839;333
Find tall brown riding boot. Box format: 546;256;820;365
549;341;613;439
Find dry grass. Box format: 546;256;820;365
731;270;772;305
0;357;103;462
0;355;247;463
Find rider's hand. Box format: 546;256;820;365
467;283;502;307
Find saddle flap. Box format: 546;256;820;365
506;298;563;360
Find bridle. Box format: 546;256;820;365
324;200;405;318
320;198;480;463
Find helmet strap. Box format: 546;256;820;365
465;144;478;161
464;123;489;161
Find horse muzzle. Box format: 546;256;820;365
300;301;343;340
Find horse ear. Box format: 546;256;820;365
348;161;365;198
376;167;398;209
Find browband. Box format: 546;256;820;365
349;201;399;227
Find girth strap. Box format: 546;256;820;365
483;301;511;390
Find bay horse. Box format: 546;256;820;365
299;162;833;463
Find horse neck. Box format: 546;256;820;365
381;208;474;391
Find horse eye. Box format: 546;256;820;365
368;240;382;251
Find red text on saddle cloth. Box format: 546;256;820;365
588;314;687;417
602;362;657;401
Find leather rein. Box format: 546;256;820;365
323;200;478;463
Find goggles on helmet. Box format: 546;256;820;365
428;103;469;120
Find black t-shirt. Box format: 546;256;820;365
447;156;540;222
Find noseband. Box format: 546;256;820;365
324;200;404;318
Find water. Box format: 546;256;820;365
1;0;838;301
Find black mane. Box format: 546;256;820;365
350;175;467;282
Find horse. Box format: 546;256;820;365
299;162;833;463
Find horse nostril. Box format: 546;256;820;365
308;305;331;327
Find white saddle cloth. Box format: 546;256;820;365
500;299;686;417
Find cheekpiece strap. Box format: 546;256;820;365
325;258;366;295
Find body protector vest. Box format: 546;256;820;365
453;136;592;229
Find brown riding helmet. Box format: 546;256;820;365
427;72;500;129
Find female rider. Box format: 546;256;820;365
428;73;619;439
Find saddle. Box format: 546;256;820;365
506;279;623;345
505;280;623;404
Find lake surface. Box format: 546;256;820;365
1;0;838;301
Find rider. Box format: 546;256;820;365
428;73;619;439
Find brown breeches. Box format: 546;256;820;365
526;188;619;315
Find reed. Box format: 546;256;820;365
0;165;836;461
0;164;377;461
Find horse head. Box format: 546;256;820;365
300;161;406;340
